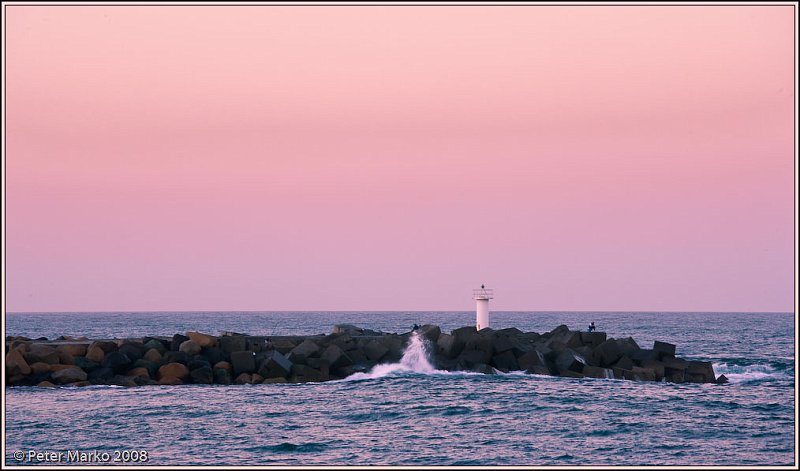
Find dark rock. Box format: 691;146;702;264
471;363;498;375
201;347;226;366
465;332;495;357
190;366;214;384
132;359;160;377
715;374;729;384
257;350;293;379
188;359;211;371
321;344;353;369
436;333;464;359
662;357;688;370
528;365;552;376
290;339;321;359
491;350;519;372
213;368;231;385
170;334;190;351
88;367;114;383
73;356;101;371
417;325;441;343
640;359;665;381
580;331;607;348
686;361;715;383
163;351;191;365
364;340;389;362
271;339;297;355
118;343;145;362
630;349;659;366
554;349;587;374
612;355;635;371
653;341;676;359
220;335;247;354
665;368;685;383
102;352;132;373
347;349;368;364
451;326;477;341
517;350;547;372
94;341;119;354
306;358;330;378
625;366;656;381
592;339;624;367
230;351;256;375
492;334;515;354
458;349;491;369
144;339;168;354
290;364;328;382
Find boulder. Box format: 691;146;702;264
102;352;132;373
125;367;150;378
85;343;106;363
653;341;676;359
436;333;464;359
56;344;87;357
617;337;640;353
517;350;547;372
492;334;515;354
592;339;624;367
118;343;145;362
190;366;214;384
51;366;88;384
213;361;232;371
290;339;321;359
157;362;190;381
451;326;477;341
290;364;328;382
50;364;75;372
716;374;729;384
321;344;353;369
234;373;253;384
491;350;519;372
201;347;226;366
159;376;184;385
179;340;202;356
417;325;441;343
36;381;57;388
464;332;495;357
257;350;293;379
6;349;31;376
30;362;52;374
188;359;212;371
661;357;688;370
88;367;114;383
132;359;160;377
457;349;490;369
554;349;587;374
580;331;607;348
626;366;656;382
163;351;191;365
685;361;715;383
230;351;257;375
144;339;168;354
612;355;634;371
379;335;405;362
143;348;162;363
170;334;190;351
213;368;232;384
363;340;389;362
187;332;217;348
640;359;665;381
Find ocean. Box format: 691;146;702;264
4;311;795;466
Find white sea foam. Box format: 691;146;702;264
712;363;789;384
344;332;480;381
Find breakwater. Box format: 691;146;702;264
5;324;726;387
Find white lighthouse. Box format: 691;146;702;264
473;284;494;331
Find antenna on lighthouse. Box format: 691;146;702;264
473;284;494;331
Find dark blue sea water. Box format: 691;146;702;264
4;311;796;466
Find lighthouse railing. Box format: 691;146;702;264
473;288;494;299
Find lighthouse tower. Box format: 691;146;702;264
473;284;494;331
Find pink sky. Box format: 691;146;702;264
4;5;795;312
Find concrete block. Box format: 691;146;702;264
583;365;613;379
491;350;519;372
364;340;389;362
653;341;676;358
321;344;353;369
220;335;246;354
554;349;587;374
257;350;293;379
230;351;256;375
580;331;607;348
517;350;547;371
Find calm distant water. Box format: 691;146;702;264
5;311;795;466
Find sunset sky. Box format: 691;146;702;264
4;5;795;312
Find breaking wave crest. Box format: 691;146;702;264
713;361;793;384
344;332;458;381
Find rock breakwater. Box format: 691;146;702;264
5;324;727;387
